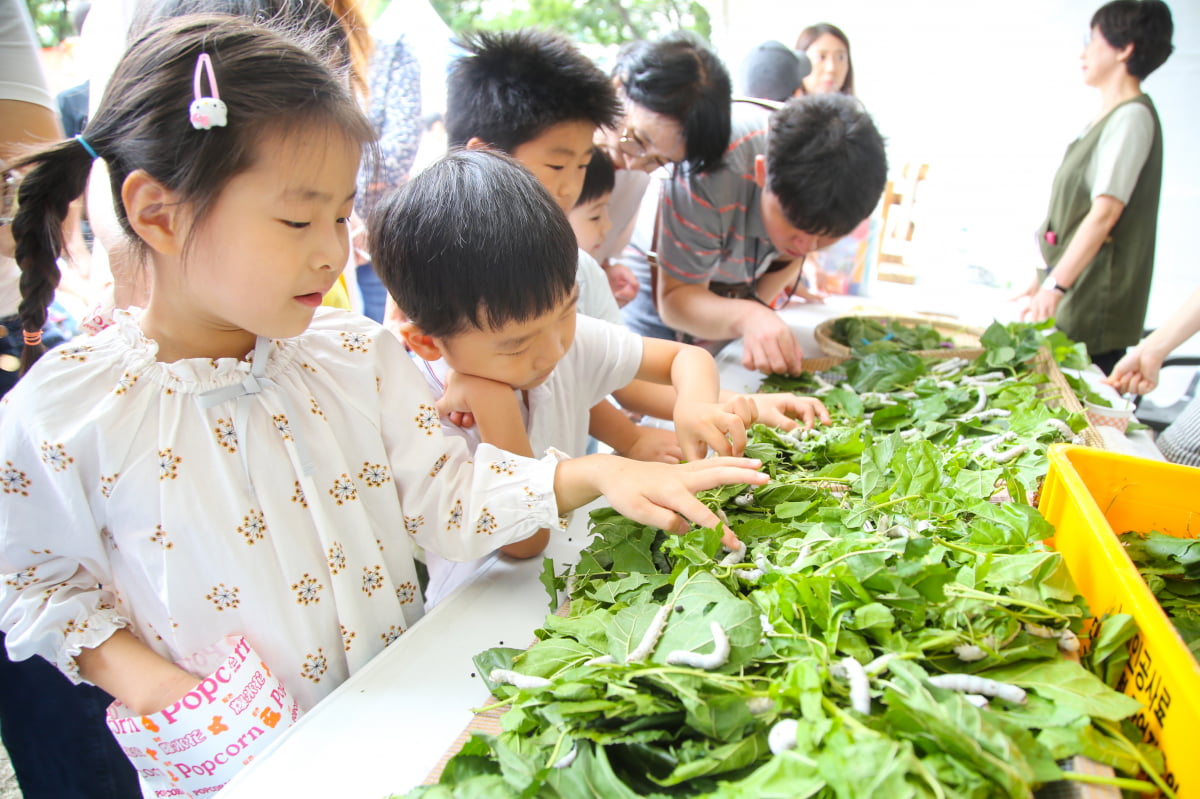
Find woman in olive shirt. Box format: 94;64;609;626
1018;0;1174;375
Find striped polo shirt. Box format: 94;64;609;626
656;100;776;287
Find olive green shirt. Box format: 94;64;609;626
1038;94;1163;355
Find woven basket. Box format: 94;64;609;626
814;314;985;359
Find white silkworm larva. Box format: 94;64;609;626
759;614;776;635
962;408;1012;422
968;386;988;415
963;693;990;708
813;373;836;391
719;541;747;566
747;696;774;715
1044;418;1075;438
864;652;900;676
733;491;756;507
489;669;552;690
900;428;923;440
928;674;1027;704
937;380;957;390
755;552;775;573
665;621;731;670
990;443;1028;464
839;656;871;714
953;643;987;662
964;371;1006;384
627;603;673;663
584;654;615;666
897;391;920;400
931;357;967;375
1024;623;1081;652
861;392;898;406
737;568;764;583
768;719;799;754
552;746;578;769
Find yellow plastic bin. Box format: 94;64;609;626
1040;444;1200;797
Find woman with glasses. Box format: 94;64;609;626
1015;0;1173;377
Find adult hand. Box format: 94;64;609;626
1021;288;1062;323
739;303;804;375
1103;344;1165;395
742;392;830;431
603;260;639;307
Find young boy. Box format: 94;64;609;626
568;146;615;261
371;150;782;604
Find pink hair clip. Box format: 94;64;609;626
189;53;228;130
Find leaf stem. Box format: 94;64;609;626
942;584;1068;621
815;548;900;575
1059;771;1158;795
1096;719;1180;799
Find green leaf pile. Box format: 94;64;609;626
1117;530;1200;659
401;323;1172;799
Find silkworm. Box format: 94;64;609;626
1044;418;1075;438
897;391;920;400
584;654;615;666
759;614;776;635
737;568;764;583
813;373;836;391
963;693;990;708
990;443;1028;464
861;392;898;406
864;652;900;676
733;491;755;507
885;523;917;539
900;428;922;440
931;357;968;375
552;746;577;769
768;719;799;754
953;643;987;662
830;656;871;714
937;380;957;390
747;696;774;715
627;603;673;663
719;541;747;565
489;668;552;690
961;408;1012;422
1024;623;1081;652
665;621;731;670
968;386;988;415
928;673;1027;704
964;371;1006;384
755;552;775;573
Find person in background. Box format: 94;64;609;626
792;23;867;300
736;40;810;103
2;16;769;792
1016;0;1174;376
795;22;855;97
1104;286;1200;467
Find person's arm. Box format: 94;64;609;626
74;629;199;715
437;370;548;559
588;400;683;463
0;98;61;259
657;272;805;375
1104;287;1200;395
551;455;765;548
1021;195;1125;322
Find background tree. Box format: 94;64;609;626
429;0;709;45
24;0;74;47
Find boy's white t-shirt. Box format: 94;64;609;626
577;249;623;326
418;314;644;606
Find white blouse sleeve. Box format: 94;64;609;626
0;381;129;681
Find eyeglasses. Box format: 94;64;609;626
0;169;18;228
617;127;672;171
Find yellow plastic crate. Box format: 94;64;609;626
1040;444;1200;797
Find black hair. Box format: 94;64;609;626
11;14;374;373
767;94;887;237
574;147;615;208
614;31;731;175
795;23;855;96
370;149;578;340
1091;0;1174;80
445;29;619;153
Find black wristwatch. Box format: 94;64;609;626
1040;275;1069;294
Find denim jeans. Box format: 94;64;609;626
0;634;140;798
356;262;388;324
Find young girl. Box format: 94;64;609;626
0;12;764;781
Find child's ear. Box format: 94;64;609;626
122;169;187;255
464;137;489;151
753;154;767;189
398;321;445;360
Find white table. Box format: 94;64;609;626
217;516;594;798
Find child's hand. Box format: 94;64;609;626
673;399;757;460
741;392;831;431
594;456;766;547
603;260;640;307
621;425;684;464
436;370;514;429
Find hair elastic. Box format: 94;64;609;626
189;52;228;130
75;135;99;160
23;330;42;347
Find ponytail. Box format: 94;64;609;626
10;137;95;374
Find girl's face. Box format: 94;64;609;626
157;127;360;358
568;195;612;256
802;33;850;94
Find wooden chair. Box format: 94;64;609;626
874;162;929;285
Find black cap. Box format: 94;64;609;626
737;41;812;102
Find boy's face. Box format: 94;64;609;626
509;121;597;213
419;288;580;392
567;195;612;257
754;155;839;260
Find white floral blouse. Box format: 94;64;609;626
0;308;560;710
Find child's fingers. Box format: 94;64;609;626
723;415;748;457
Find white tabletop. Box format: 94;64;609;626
217;515;594;798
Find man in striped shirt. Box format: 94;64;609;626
646;94;885;375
